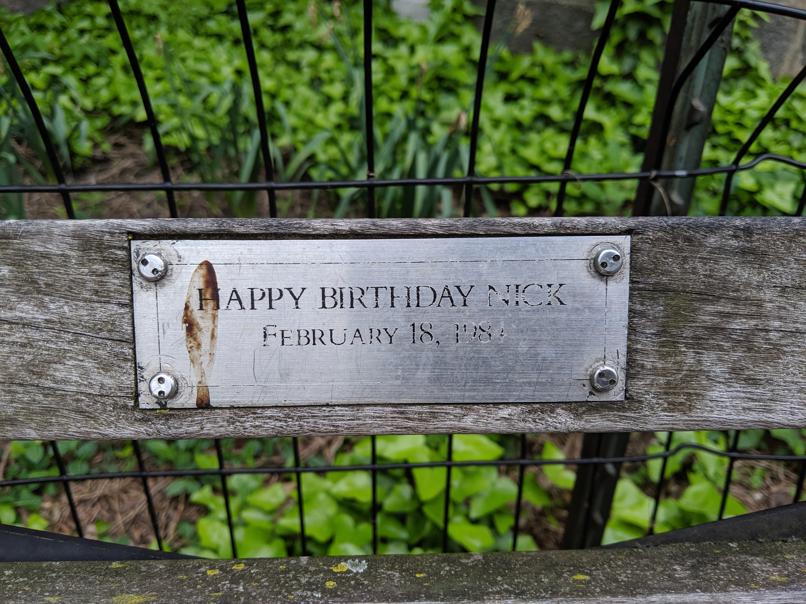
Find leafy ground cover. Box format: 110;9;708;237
1;0;804;219
0;430;804;556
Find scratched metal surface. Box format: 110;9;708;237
131;236;630;408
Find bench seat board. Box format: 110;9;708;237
1;541;804;602
0;217;803;439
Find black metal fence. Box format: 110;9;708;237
0;433;805;556
0;0;804;557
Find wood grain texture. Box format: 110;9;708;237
1;541;805;603
1;217;804;439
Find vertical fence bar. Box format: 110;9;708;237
719;64;806;215
441;434;453;552
370;435;378;554
795;462;806;503
555;0;621;217
214;440;238;558
132;440;164;551
796;182;806;215
363;0;376;218
511;434;528;551
646;4;736;216
563;433;630;549
463;0;497;217
717;430;741;520
650;5;738;170
107;0;177;217
647;432;674;535
364;0;378;553
235;0;278;218
633;0;692;216
292;437;307;555
49;442;83;538
0;29;74;218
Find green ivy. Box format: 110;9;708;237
2;0;802;219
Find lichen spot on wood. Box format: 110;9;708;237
110;596;157;604
183;260;219;408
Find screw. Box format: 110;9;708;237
594;246;624;277
148;372;178;400
590;364;619;393
137;253;168;282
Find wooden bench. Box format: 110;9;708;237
1;216;804;602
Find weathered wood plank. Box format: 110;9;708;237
0;217;804;439
1;541;805;603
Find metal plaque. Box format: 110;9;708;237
131;236;630;408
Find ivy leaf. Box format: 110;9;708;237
246;483;287;512
196;517;231;558
770;429;806;455
303;492;339;543
422;494;449;528
523;475;551;507
25;513;49;531
193;451;218;470
328;541;367;556
515;534;538;552
606;479;653;531
189;485;224;517
451;466;498;502
493;511;514;534
469;476;517;519
453;434;504;461
448;520;494;552
376;435;426;461
602;520;644;546
408;448;446;501
380;541;409;555
541;442;576;490
229;474;263;497
0;503;16;524
678;481;746;520
383;483;418;513
241;507;275;531
378;513;409;541
298;473;330;496
275;507;301;536
330;471;372;503
165;478;202;498
235;526;287;558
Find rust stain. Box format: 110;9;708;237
183;260;218;408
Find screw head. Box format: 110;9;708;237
590;364;619;393
137;253;168;282
594;246;624;277
148;372;178;400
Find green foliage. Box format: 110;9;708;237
151;433;557;556
602;430;766;545
2;0;801;218
3;428;806;557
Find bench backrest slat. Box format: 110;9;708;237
1;216;803;440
